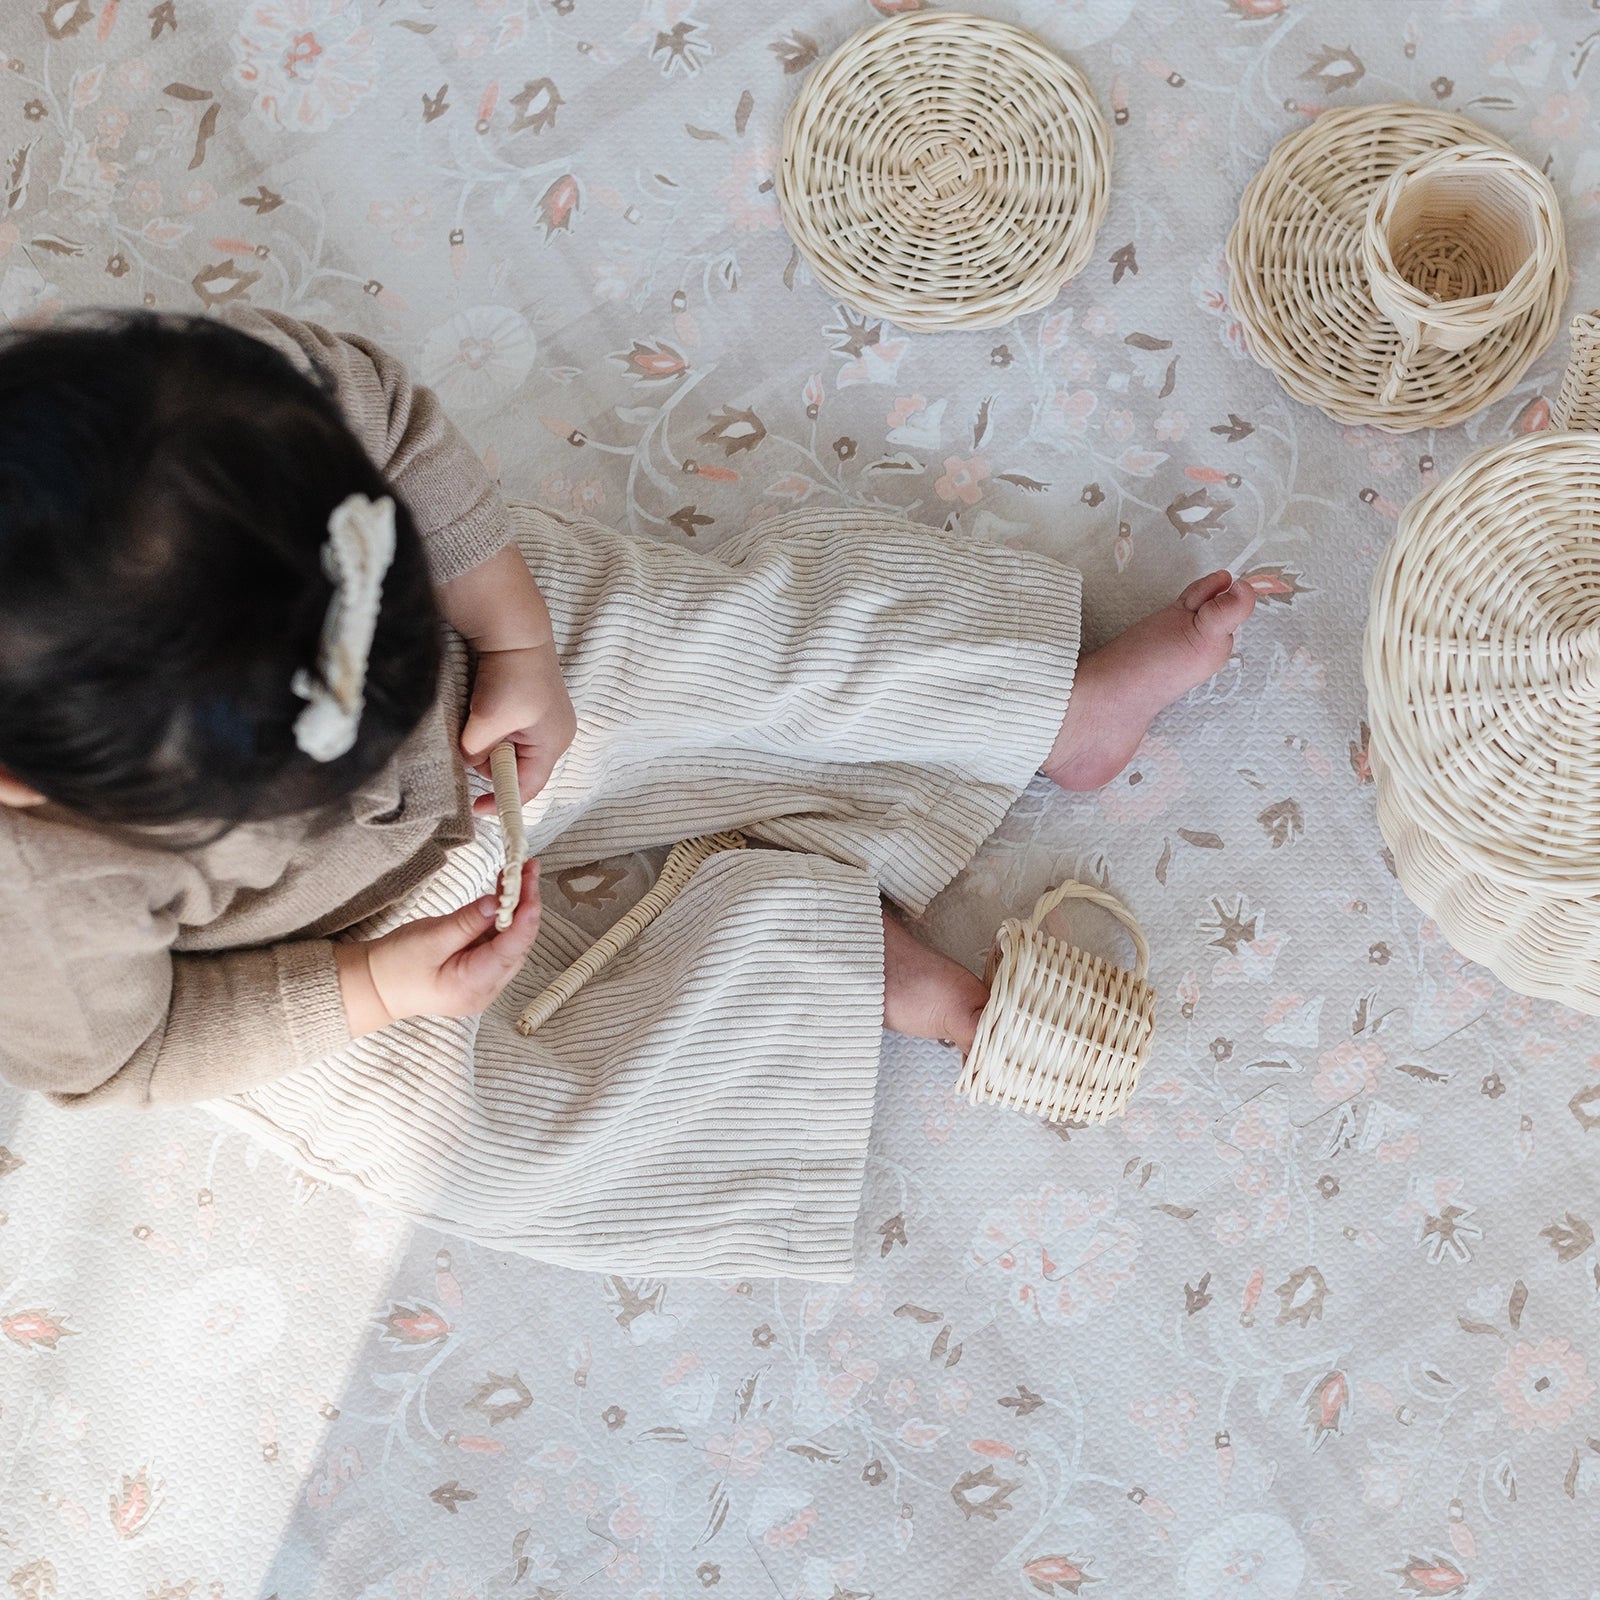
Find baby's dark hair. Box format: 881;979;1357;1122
0;311;441;827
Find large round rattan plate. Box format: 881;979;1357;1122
776;11;1111;333
1227;104;1567;431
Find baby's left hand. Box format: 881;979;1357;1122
462;643;577;809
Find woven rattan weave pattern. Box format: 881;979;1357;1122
958;880;1155;1125
777;11;1111;332
1228;104;1566;431
1365;315;1600;1012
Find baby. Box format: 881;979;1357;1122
0;309;1252;1278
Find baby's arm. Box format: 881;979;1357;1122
225;307;511;583
439;548;576;806
225;308;576;801
0;859;350;1105
0;842;543;1108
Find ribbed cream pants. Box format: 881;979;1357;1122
215;506;1081;1280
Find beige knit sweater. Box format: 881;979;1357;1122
0;311;508;1107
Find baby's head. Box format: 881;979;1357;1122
0;312;440;827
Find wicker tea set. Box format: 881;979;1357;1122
499;12;1592;1127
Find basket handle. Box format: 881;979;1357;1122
1552;311;1600;432
1022;880;1150;980
516;831;746;1036
490;741;528;931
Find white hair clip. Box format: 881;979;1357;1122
292;493;397;763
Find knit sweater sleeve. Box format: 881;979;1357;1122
223;307;510;584
0;830;350;1107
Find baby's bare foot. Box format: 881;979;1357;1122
882;911;989;1054
1044;570;1256;792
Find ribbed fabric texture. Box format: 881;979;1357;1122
215;507;1083;1280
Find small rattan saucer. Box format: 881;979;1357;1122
776;11;1111;332
1365;313;1600;1011
1227;104;1567;432
959;880;1155;1125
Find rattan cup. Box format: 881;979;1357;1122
1228;105;1567;431
1364;145;1562;405
958;881;1155;1125
777;11;1111;332
1365;313;1600;1011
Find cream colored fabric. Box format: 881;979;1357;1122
213;504;1082;1279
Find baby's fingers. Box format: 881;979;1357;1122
515;739;562;804
456;863;541;999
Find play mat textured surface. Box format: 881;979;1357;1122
4;1;1600;1595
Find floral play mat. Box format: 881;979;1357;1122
2;1;1599;1596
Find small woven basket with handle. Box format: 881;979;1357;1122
1365;311;1600;1010
958;880;1156;1125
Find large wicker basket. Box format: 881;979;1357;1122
1364;313;1600;1010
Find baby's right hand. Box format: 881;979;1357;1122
336;860;542;1037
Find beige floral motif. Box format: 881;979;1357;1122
190;258;261;307
537;174;580;239
1301;44;1365;91
1419;1203;1481;1265
950;1464;1020;1521
466;1372;533;1426
232;0;378;133
1165;486;1232;538
374;1302;450;1347
698;406;766;456
1312;1038;1384;1105
6;1561;57;1600
1301;1369;1349;1449
557;861;628;909
615;340;687;382
39;0;91;39
1391;1554;1469;1595
934;455;990;504
1274;1265;1329;1327
1;1308;75;1350
1021;1554;1097;1594
108;1466;163;1540
509;78;562;134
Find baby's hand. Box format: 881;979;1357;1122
462;645;577;809
336;860;542;1035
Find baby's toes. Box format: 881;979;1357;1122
1191;578;1256;649
1178;569;1235;612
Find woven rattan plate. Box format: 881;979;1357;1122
1365;315;1600;1012
777;11;1111;332
1228;104;1567;431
